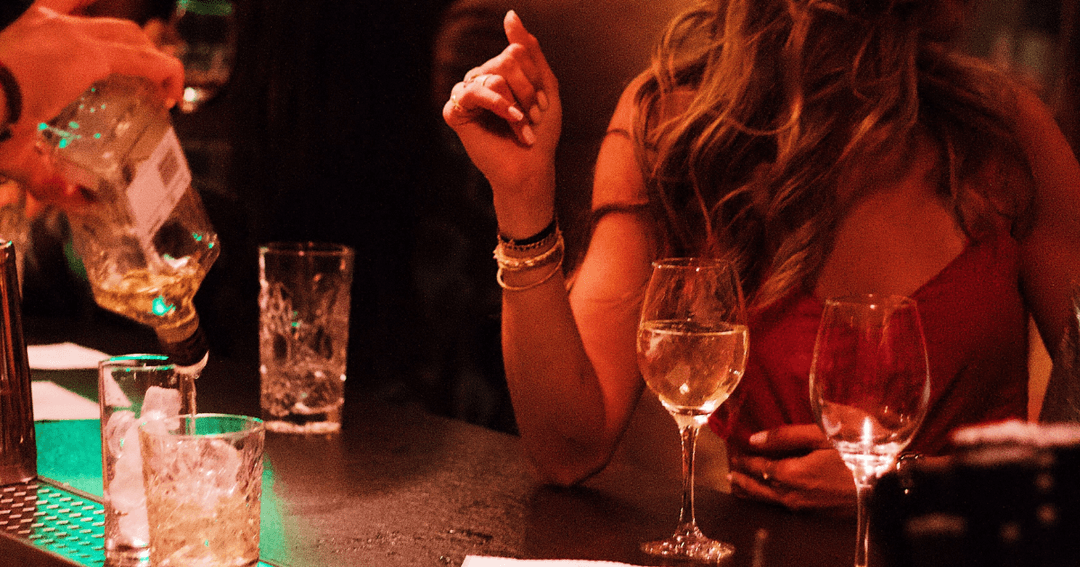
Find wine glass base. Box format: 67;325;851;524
640;533;735;563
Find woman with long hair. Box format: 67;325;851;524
442;0;1080;510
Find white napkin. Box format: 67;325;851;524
27;342;111;370
32;380;100;420
461;558;649;567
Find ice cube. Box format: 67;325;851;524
108;428;145;514
200;439;243;491
141;386;182;421
104;410;136;457
116;500;149;544
172;438;244;508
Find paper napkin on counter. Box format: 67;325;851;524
462;558;649;567
32;381;100;420
27;342;112;370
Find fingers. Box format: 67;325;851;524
731;452;780;485
443;9;559;149
503;10;554;99
728;448;857;512
747;424;832;456
10;147;91;208
105;45;186;105
445;75;533;145
73;16;184;103
78;15;158;48
728;457;819;512
33;0;94;14
729;469;832;512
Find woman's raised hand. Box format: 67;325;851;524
442;10;561;239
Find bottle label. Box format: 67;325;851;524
127;128;192;250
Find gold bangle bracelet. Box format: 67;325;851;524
494;233;564;270
496;256;564;291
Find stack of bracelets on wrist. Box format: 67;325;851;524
493;218;564;291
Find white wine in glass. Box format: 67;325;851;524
637;258;747;562
809;294;931;567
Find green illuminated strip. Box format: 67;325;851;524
176;0;233;17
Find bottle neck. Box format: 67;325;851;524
156;320;209;371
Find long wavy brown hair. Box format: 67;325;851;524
632;0;1034;311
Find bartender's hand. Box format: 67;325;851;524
0;0;184;205
728;424;856;512
442;10;561;240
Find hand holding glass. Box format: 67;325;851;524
636;258;748;562
809;295;931;567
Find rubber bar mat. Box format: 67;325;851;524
0;477;279;567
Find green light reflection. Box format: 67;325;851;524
36;420;288;565
152;296;176;317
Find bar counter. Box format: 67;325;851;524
15;319;858;567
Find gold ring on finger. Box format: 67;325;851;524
450;95;465;113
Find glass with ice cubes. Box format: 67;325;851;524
98;355;189;566
258;242;354;433
139;414;264;567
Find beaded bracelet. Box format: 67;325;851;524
0;63;21;143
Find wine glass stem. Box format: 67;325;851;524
676;420;702;535
854;480;873;567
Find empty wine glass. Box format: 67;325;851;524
809;294;931;567
637;258;748;562
162;0;238;113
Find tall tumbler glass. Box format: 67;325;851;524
259;242;354;434
98;355;188;566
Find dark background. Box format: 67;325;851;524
21;0;516;432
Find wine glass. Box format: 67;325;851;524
809;294;931;567
162;0;239;113
637;258;748;562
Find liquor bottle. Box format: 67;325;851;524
37;75;218;377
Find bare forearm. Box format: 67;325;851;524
501;275;619;486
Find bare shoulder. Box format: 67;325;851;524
593;74;652;208
1008;82;1080;351
608;72;697;133
606;73;651;134
1008;85;1079;180
595;73;698;207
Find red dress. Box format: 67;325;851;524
712;230;1030;455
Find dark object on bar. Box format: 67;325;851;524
0;240;35;485
1039;286;1080;423
872;421;1080;567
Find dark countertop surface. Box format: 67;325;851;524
23;317;858;567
